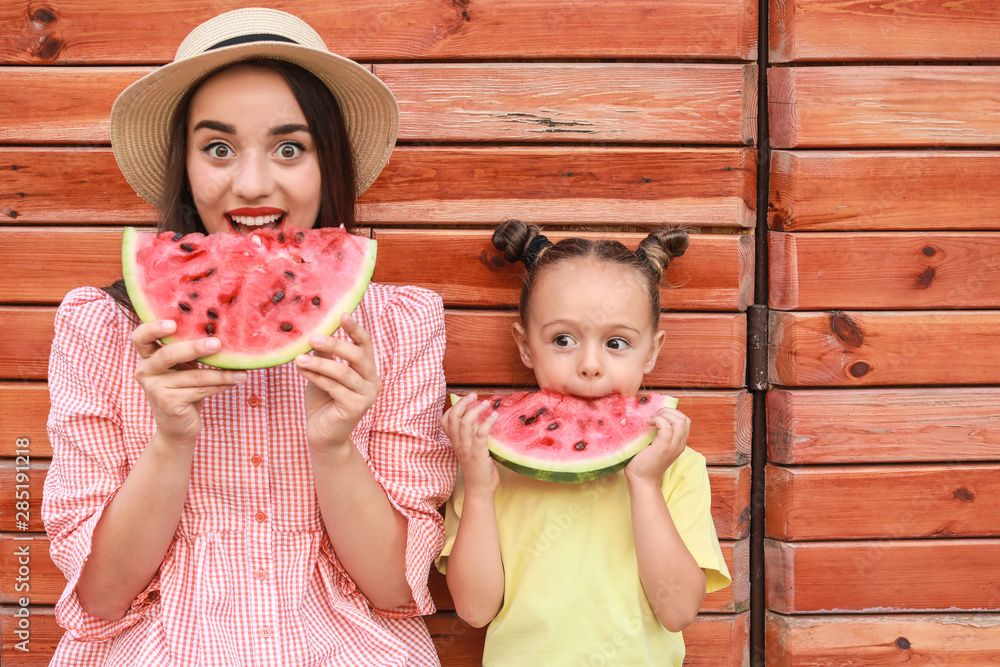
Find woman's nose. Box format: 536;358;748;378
231;151;274;200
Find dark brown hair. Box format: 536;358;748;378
492;219;689;328
103;59;357;310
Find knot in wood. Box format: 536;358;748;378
953;487;974;502
848;361;870;378
895;637;910;650
31;7;56;25
830;313;863;348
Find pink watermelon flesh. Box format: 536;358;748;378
122;226;376;369
456;389;678;483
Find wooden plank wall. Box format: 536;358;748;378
766;1;1000;664
0;1;757;664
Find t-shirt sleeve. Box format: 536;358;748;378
661;448;732;594
361;287;457;617
41;288;161;640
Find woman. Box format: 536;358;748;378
42;8;454;666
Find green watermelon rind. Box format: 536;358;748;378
450;393;679;484
121;226;377;370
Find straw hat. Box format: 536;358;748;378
110;7;398;206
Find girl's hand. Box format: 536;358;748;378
625;406;690;487
441;393;500;496
131;319;246;446
296;313;381;452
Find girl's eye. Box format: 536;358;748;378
277;142;304;159
606;338;631;350
553;334;574;347
205;142;231;159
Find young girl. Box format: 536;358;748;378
42;9;454;666
438;220;731;666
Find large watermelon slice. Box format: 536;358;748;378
454;389;679;483
122;226;376;369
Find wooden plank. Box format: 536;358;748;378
1;606;749;667
1;227;754;310
767;388;1000;465
768;310;1000;387
1;64;757;145
1;533;746;612
0;308;54;382
0;461;45;532
0;604;60;666
0;383;50;458
1;146;757;228
769;151;1000;232
766;612;1000;665
770;0;1000;62
766;464;1000;541
768;67;1000;148
0;0;758;63
372;229;754;312
446;311;747;388
769;231;1000;310
375;63;758;144
765;538;1000;613
2;308;746;386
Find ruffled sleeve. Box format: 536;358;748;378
661;448;732;594
41;288;160;640
354;286;456;617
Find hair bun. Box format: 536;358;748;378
636;226;690;280
492;218;544;264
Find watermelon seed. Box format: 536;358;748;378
205;323;216;335
272;291;285;304
535;407;547;418
547;423;559;431
284;271;295;280
524;416;538;425
639;396;649;404
188;292;199;299
178;302;191;312
493;399;502;409
172;232;184;241
206;309;218;319
295;231;304;242
312;296;321;306
278;232;285;243
180;243;195;252
280;323;293;332
574;441;587;451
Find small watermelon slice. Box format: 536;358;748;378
453;389;679;483
122;226;376;369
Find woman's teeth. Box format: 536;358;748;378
230;213;282;227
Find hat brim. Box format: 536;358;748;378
111;41;398;206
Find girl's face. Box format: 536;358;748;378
514;258;665;398
186;65;322;235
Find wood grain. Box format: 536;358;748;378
1;64;758;145
765;538;1000;613
769;231;1000;310
0;533;746;611
0;461;45;532
766;611;1000;665
1;146;757;227
766;464;1000;541
769;150;1000;232
767;388;1000;464
0;604;60;666
0;383;50;458
0;0;759;63
768;67;1000;148
375;63;758;144
372;229;754;312
770;0;1000;62
445;311;747;388
768;310;1000;387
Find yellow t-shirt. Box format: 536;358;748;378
437;446;731;667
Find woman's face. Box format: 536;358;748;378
186;65;322;235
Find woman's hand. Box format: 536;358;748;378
296;313;382;452
441;393;500;496
625;406;690;487
131;319;246;446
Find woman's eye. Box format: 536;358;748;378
278;142;304;159
607;338;630;350
553;335;574;347
205;142;231;159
